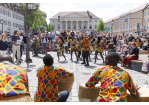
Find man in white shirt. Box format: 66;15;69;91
87;30;91;36
41;33;49;54
18;28;23;34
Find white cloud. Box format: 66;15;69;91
40;3;146;24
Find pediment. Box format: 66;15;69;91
62;12;87;18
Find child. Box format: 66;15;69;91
65;40;68;53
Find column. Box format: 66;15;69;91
88;21;89;30
71;21;73;30
76;21;78;30
65;21;67;30
60;21;62;30
82;21;84;29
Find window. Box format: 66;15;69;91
133;16;134;20
68;25;70;29
4;20;7;25
90;20;92;22
13;23;15;27
74;25;76;29
132;24;134;30
13;13;15;18
0;8;2;14
53;20;55;22
8;21;11;26
3;9;5;15
136;23;137;29
63;25;65;29
145;12;146;16
58;25;60;29
139;14;141;18
95;25;97;29
90;25;92;29
79;25;81;29
8;12;11;17
53;25;55;29
147;25;148;29
136;15;137;19
130;24;131;30
58;20;60;22
148;11;149;15
130;18;131;21
95;20;97;22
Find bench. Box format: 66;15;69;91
130;60;143;72
129;54;148;72
139;50;148;54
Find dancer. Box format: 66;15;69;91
94;37;105;63
57;33;66;61
79;34;93;66
69;36;78;61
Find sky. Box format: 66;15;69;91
39;3;145;24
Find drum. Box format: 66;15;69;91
58;71;74;93
78;83;101;102
0;94;32;102
127;87;149;102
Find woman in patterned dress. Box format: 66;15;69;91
57;34;66;61
94;37;105;63
69;36;78;61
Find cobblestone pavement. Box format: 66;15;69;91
12;51;149;102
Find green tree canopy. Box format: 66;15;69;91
96;19;105;32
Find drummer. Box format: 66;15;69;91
0;54;32;101
34;54;73;102
85;52;140;102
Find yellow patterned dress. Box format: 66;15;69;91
77;43;81;52
90;40;95;51
69;39;77;51
57;39;65;52
95;40;104;53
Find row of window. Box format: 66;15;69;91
113;23;141;32
144;11;149;16
13;23;24;28
53;20;97;22
55;25;97;29
0;8;24;21
114;14;141;25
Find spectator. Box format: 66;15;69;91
136;36;141;42
123;35;128;44
37;34;42;46
144;35;148;40
140;35;144;47
119;44;128;62
65;40;68;53
146;55;149;75
34;54;73;102
106;33;111;45
31;35;40;57
128;34;135;42
52;42;57;51
34;30;39;36
37;30;41;36
18;28;23;34
117;40;122;48
132;39;136;43
102;36;107;55
15;33;23;61
0;54;32;102
29;28;33;40
113;34;117;45
49;31;53;44
85;52;140;102
136;38;141;49
141;39;149;50
122;42;139;69
63;29;67;40
0;34;8;55
12;30;21;63
6;32;12;54
23;33;27;54
41;33;49;54
70;30;75;37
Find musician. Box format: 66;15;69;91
85;52;140;102
34;54;73;102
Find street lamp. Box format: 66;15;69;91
111;19;114;39
0;19;4;33
12;3;40;63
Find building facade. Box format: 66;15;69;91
105;3;148;37
144;5;149;35
0;3;24;35
50;11;100;32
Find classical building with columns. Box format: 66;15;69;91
49;11;100;32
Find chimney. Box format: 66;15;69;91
87;10;89;16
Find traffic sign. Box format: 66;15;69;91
125;19;128;22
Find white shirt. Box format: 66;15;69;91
19;36;23;42
87;31;91;35
41;37;48;43
65;42;68;46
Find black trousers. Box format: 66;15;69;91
78;51;81;58
83;51;89;64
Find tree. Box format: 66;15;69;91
96;19;105;32
51;24;54;31
47;23;51;32
17;3;47;31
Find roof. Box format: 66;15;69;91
50;10;100;19
105;3;148;24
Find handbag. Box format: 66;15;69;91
142;61;148;72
